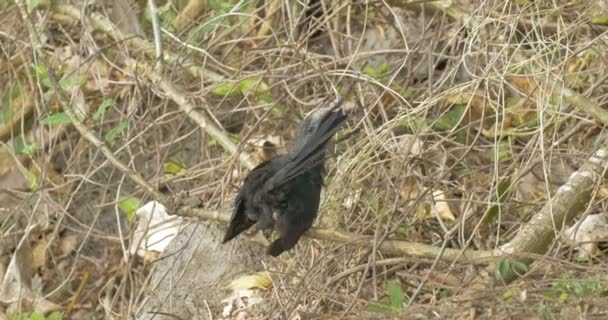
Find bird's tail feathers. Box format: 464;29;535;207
265;105;347;189
222;202;255;243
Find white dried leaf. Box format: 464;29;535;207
221;289;264;319
430;190;456;222
342;188;362;210
129;201;183;258
384;134;423;157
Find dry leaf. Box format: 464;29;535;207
221;289;265;319
30;234;48;271
508;76;539;96
416;190;456;222
33;298;62;314
342;188;362;210
130;201;183;259
384;134;423;157
83;59;113;94
431;190;456;222
0;225;35;304
225;271;272;291
400;175;420;200
60;232;80;256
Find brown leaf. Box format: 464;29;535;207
400;175;420;201
30;234;49;271
508;76;539;96
0;226;35;304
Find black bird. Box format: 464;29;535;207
223;101;348;256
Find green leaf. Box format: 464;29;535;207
32;65;82;90
59;75;86;90
211;82;240;96
211;78;270;97
47;311;63;320
367;301;396;315
199;0;249;34
12;137;37;158
367;9;376;20
482;177;512;224
538;305;552;320
496;260;510;281
238;79;270;95
505;96;520;108
511;260;528;274
163;159;186;175
502;286;518;301
491;141;511;162
32;64;48;78
201;15;223;33
208;0;222;10
1;86;20;123
33;64;52;89
27;0;41;13
386;281;405;308
119;197;140;221
154;2;177;31
104;121;129;146
26;170;39;190
591;15;608;25
40;112;72;126
29;312;45;320
363;63;390;79
93;99;114;121
401;87;414;98
433;105;465;131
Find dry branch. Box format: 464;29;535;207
562;87;608;127
176;206;497;264
496;147;608;284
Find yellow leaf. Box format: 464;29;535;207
163;159;186;175
225;271;272;291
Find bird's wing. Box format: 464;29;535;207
223;159;278;243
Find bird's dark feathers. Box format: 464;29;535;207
223;102;347;256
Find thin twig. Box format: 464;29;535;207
127;59;257;170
